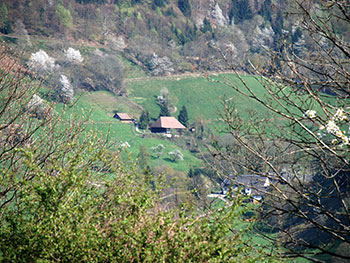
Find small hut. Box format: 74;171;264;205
113;113;133;123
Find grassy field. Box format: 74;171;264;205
128;74;276;130
54;73;308;174
56;90;202;173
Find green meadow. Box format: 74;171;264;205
128;74;274;125
57;90;202;173
54;72;325;174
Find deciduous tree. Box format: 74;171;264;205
215;1;350;261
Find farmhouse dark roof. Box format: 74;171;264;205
150;117;186;129
221;174;271;196
115;113;132;120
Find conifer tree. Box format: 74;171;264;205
159;103;170;117
0;3;10;34
201;17;212;33
178;105;189;127
229;0;252;24
139;110;150;129
178;0;191;17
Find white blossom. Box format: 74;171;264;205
59;75;74;103
65;47;84;63
304;110;316;119
120;141;130;148
27;94;48;119
28;94;44;109
325;120;339;134
342;136;349;145
168;150;184;162
333;108;347;121
29;50;57;72
317;132;324;138
320;118;349;146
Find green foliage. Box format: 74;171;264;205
271;11;284;51
139;110;150;129
76;0;108;3
0;46;282;262
178;0;191;17
229;0;253;24
258;0;272;22
153;0;167;8
201;17;212;33
137;145;151;170
56;4;73;29
0;3;10;34
159;102;170;117
178;105;189;127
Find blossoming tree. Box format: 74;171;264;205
213;1;350;261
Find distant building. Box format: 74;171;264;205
221;174;272;202
113;113;133;123
150;116;186;134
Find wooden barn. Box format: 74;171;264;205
150;116;186;134
113;113;133;123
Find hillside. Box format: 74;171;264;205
0;0;306;76
1;0;350;261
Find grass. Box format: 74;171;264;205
128;74;276;130
57;90;202;173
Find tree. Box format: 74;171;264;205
178;0;191;17
29;49;57;74
137;145;151;170
80;50;125;95
55;4;73;30
258;0;272;22
178;105;189;127
168;149;184;162
150;144;165;159
215;1;350;261
154;0;166;7
159;103;170;117
13;19;32;50
139;110;150;129
271;10;284;51
58;74;74;104
200;17;212;33
229;0;253;25
0;3;11;34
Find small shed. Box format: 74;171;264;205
150;116;186;133
113;113;133;123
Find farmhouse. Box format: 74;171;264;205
221;174;271;203
150;116;186;134
113;113;133;123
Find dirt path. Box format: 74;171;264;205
125;70;239;83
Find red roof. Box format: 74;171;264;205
116;113;132;120
150;117;186;129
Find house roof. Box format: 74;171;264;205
221;174;271;196
116;113;132;120
150;117;186;129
